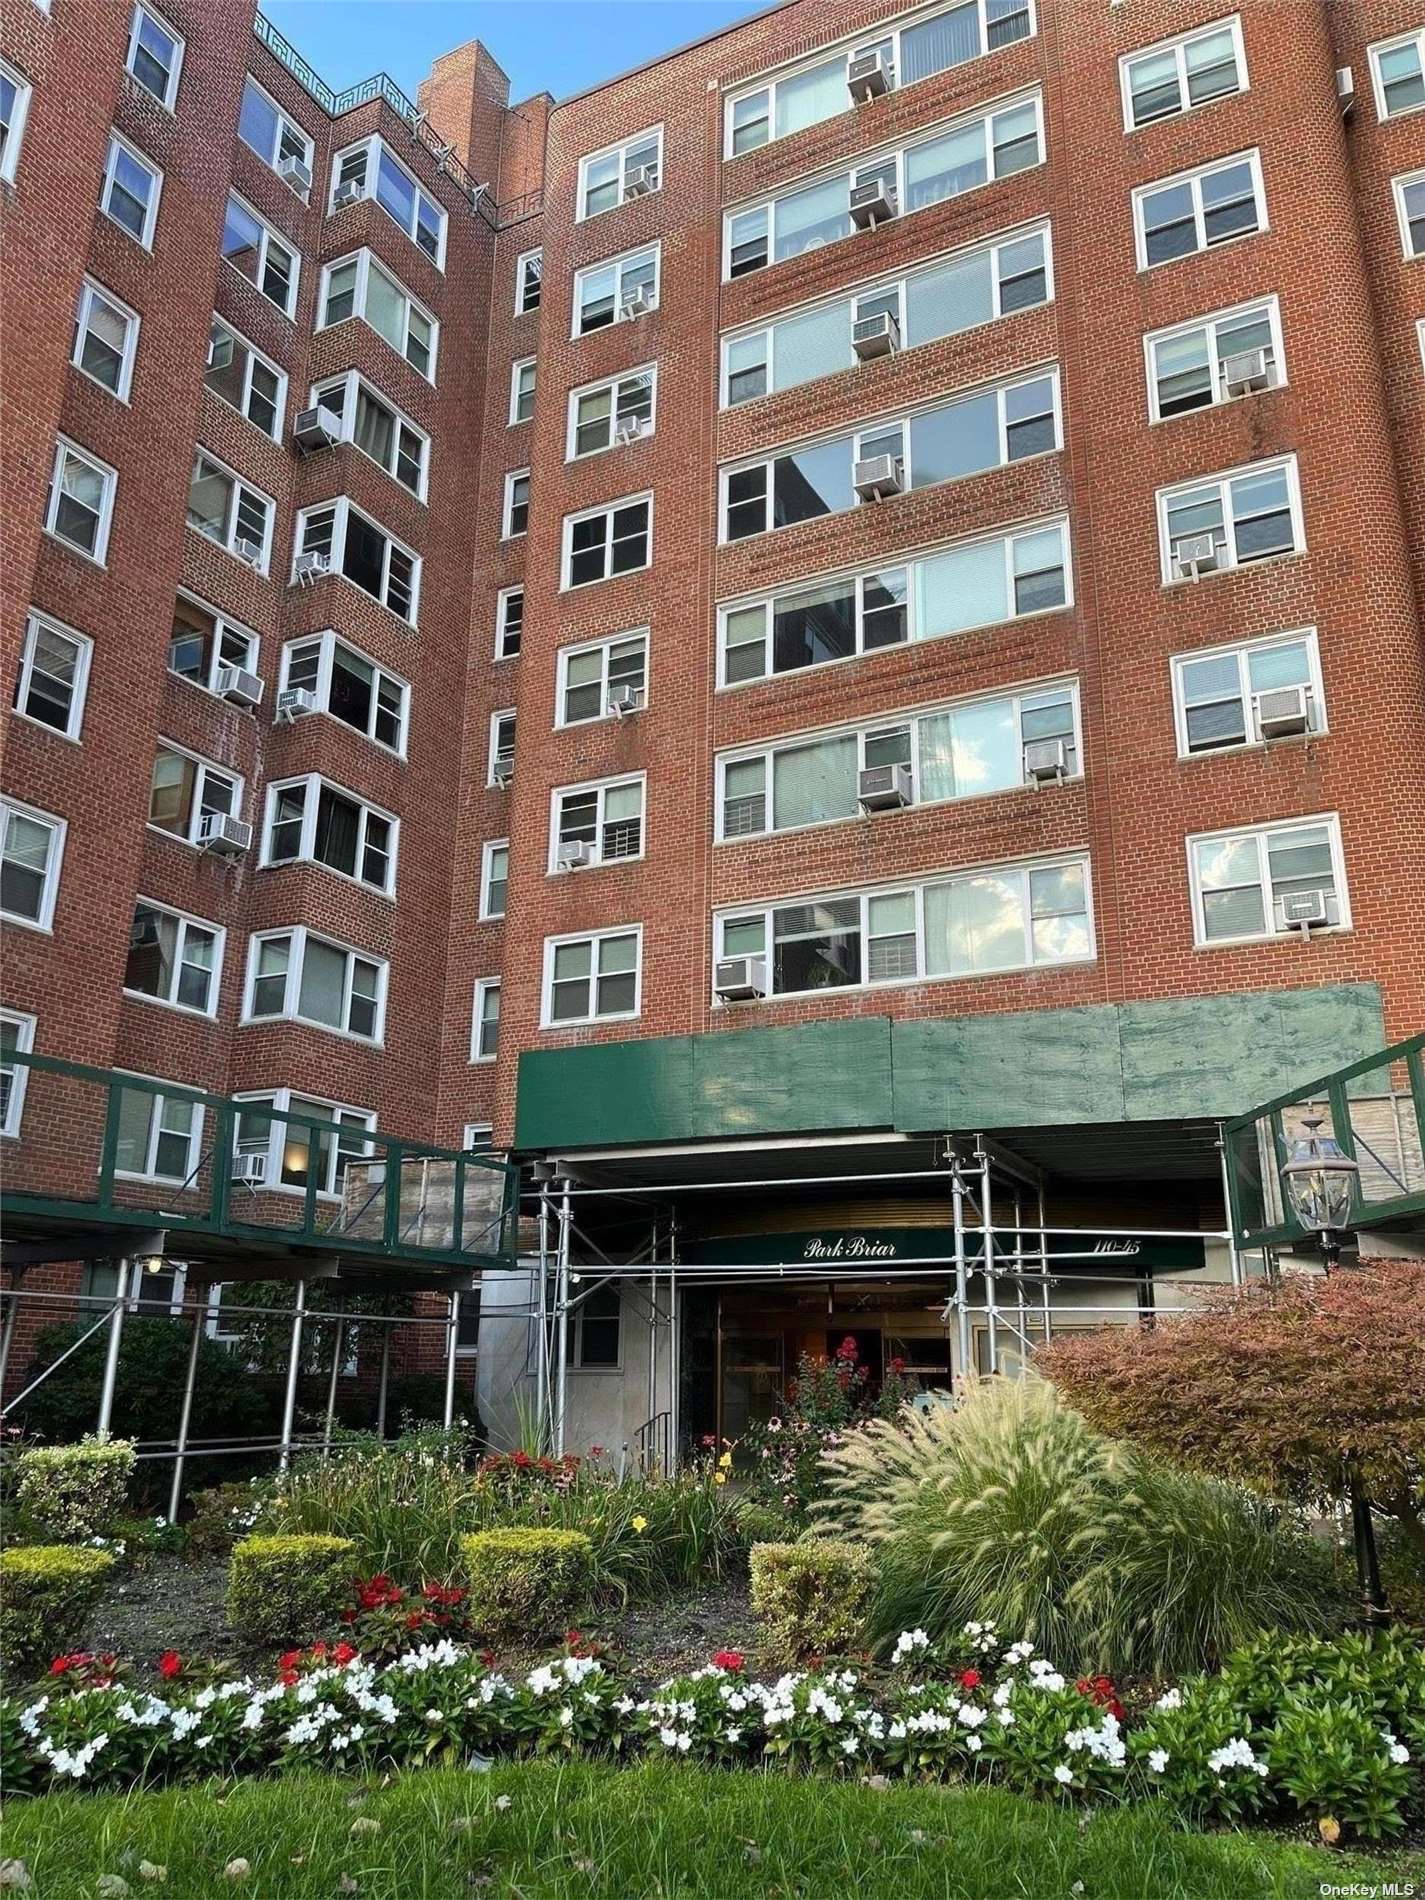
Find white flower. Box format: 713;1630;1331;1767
559;1707;574;1729
1147;1749;1169;1774
1154;1688;1182;1712
1382;1730;1410;1766
1053;1765;1073;1785
724;1727;742;1744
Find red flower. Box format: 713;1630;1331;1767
311;1642;328;1660
50;1654;77;1676
279;1650;302;1672
405;1609;429;1630
478;1649;497;1668
712;1649;745;1672
158;1650;183;1680
590;1445;606;1457
511;1450;532;1468
835;1335;859;1362
332;1641;358;1666
959;1668;982;1690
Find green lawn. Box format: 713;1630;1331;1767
3;1762;1417;1899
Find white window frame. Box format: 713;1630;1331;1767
487;708;516;785
471;976;500;1062
1144;295;1285;424
480;839;509;921
565;364;658;460
1369;29;1425;122
1156;453;1304;586
187;449;274;571
577;123;663;221
495;586;523;661
242;925;389;1044
0;1009;36;1139
1;798;66;933
1393;169;1425;260
311;370;429;500
463;1123;496;1153
260;773;399;897
0;56;32;185
1418;317;1425;374
221;190;297;315
237;73;313;182
317;249;439;380
125;2;184;109
278;630;410;757
292;498;421;624
1118;16;1247;132
515;247;542;314
124;898;225;1018
44;437;117;566
555;629;651;727
148;741;244;847
232;1089;375;1202
560;491;654;590
1186;814;1350;948
572;241;662;338
502;468;530;539
541;925;643;1029
112;1075;205;1185
330;134;447;269
169;592;260;698
1132;148;1267;273
102;130;162;248
1170;628;1326;759
509;356;537;425
15;610;92;742
71;277;139;402
548;771;647;873
206;315;287;438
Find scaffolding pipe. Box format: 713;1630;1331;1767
442;1293;460;1431
1038;1181;1052;1345
977;1141;998;1376
0;1282;23;1401
1;1299;135;1419
554;1179;572;1456
1218;1127;1245;1287
95;1260;131;1440
375;1321;392;1439
277;1280;306;1476
322;1316;346;1454
536;1178;552;1444
667;1208;680;1473
167;1303;206;1523
951;1160;971;1381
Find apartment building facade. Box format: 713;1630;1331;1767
3;0;1423;1455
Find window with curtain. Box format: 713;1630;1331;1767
365;263;404;350
917;540;1008;640
774;175;849;261
772;735;858;829
298;938;346;1028
905;248;993;345
901;3;982;84
774;302;850;390
774;59;845;138
905;121;987;212
925;871;1026;975
918;699;1018;802
313;788;362;879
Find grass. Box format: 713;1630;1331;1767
3;1762;1417;1899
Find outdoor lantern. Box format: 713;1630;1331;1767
1280;1113;1359;1263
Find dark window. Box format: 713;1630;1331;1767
576;1285;620;1367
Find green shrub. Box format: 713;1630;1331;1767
733;1499;795;1551
749;1540;874;1659
227;1534;356;1646
461;1529;592;1636
0;1545;115;1669
187;1482;265;1555
15;1437;136;1542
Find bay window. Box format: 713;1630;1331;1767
280;632;409;754
124;901;222;1015
244;927;387;1041
294;499;419;622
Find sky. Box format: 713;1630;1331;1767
260;0;768;107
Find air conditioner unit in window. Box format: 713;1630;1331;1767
275;686;318;722
279;154;313;197
1277;888;1330;933
857;762;912;811
608;684;645;716
849;176;897;229
853;454;904;501
1024;737;1068;785
615;416;652;446
197;812;253;856
852;311;900;361
231;1150;268;1187
233;537;264;568
214;663;264;709
293;406;342;454
623;164;659;198
1174;533;1219;581
333;178;365;208
206;332;234;372
1255;684;1311;739
556;839;594;871
1221;347;1270;396
714;955;768;1002
1336;64;1355;115
294;550;332;585
618;291;652;320
491;756;514;787
848;48;895;103
130;916;161;948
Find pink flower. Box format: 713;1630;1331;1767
713;1649;745;1672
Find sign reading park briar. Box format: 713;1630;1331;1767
684;1228;1208;1273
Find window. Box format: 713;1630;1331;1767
114;1078;203;1184
72;278;139;399
717;684;1078;838
719;520;1069;685
480;840;508;920
1394;170;1425;259
503;470;530;539
1120;17;1246;130
557;630;649;725
221;192;298;314
716;855;1091;998
280;632;409;754
244;927;387;1041
721;369;1059;542
318;250;438;378
294;500;420;623
126;3;183;107
44;439;116;564
1133;150;1265;270
578;124;662;219
573;1284;621;1368
1146;297;1283;421
721;225;1051;407
1171;630;1324;755
1;799;65;931
562;494;652;588
496;588;523;660
488;709;516;783
463;1124;496;1153
1189;816;1348;945
573;244;659;335
332;136;446;267
237;75;312;182
723;0;1035;157
170;595;259;695
542;927;641;1026
567;366;656;457
724;95;1043;278
233;1089;374;1198
148;743;242;845
311;373;428;498
471;977;500;1060
262;775;397;895
205;318;285;437
550;774;646;869
124;901;223;1015
15;611;91;739
0;57;31;184
516;248;542;313
187;452;273;569
510;357;536;425
1370;30;1425;120
101;132;161;246
0;1010;35;1139
1158;455;1303;583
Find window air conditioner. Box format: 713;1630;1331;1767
279;154;313;197
294;550;332;585
1336;65;1355;115
1023;737;1068;785
1277;888;1330;932
1221;347;1270;396
607;684;645;716
852;311;900;361
714;955;768;1002
618;291;652;320
207;332;234;372
857;762;912;811
275;686;318;722
214;663;264;709
615;416;652;446
849;176;897;229
491;756;514;787
233;537;264;568
556;839;594;871
1255;684;1311;740
197;812;253;856
333;178;365;208
1174;532;1219;580
231;1150;269;1187
293;406;342;454
853;453;904;501
623;164;659;198
130;917;161;948
848;49;894;103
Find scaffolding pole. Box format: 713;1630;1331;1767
0;1273;23;1399
167;1302;205;1523
976;1139;999;1376
442;1293;460;1430
667;1207;680;1473
553;1178;572;1456
375;1321;392;1438
951;1155;972;1381
95;1260;131;1439
1218;1125;1245;1286
277;1280;306;1475
323;1316;346;1452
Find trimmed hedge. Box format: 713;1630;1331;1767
227;1535;356;1646
0;1545;116;1670
749;1540;875;1659
15;1437;135;1542
460;1528;592;1636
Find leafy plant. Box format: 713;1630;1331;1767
0;1546;115;1671
748;1540;875;1659
461;1528;593;1636
15;1437;136;1542
227;1534;356;1646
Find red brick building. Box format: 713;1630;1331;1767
3;0;1423;1455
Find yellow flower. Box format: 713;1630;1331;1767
718;1451;733;1469
631;1514;648;1533
714;1471;727;1485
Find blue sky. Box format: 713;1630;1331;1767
261;0;767;105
